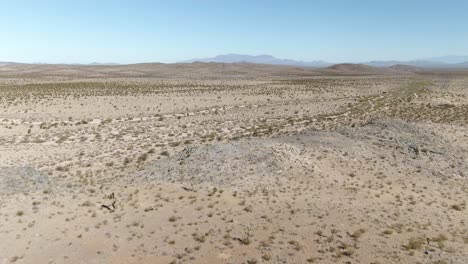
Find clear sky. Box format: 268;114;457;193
1;0;468;64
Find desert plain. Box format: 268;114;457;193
0;63;467;263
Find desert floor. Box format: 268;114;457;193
0;64;467;264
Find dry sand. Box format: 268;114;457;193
0;63;467;263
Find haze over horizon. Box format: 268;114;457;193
1;0;468;64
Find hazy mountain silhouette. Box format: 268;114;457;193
2;54;468;68
180;54;332;68
181;54;468;69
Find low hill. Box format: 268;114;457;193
326;63;401;74
389;64;423;72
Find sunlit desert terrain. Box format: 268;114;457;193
0;63;467;264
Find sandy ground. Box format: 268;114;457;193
0;63;467;264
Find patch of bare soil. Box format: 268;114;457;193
0;64;467;263
0;167;49;195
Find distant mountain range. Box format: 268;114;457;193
88;62;121;66
0;61;120;66
0;61;22;66
179;54;331;68
179;54;468;69
2;54;468;68
365;59;468;68
423;55;468;64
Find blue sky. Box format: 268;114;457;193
1;0;468;64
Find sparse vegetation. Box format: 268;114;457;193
1;64;467;264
